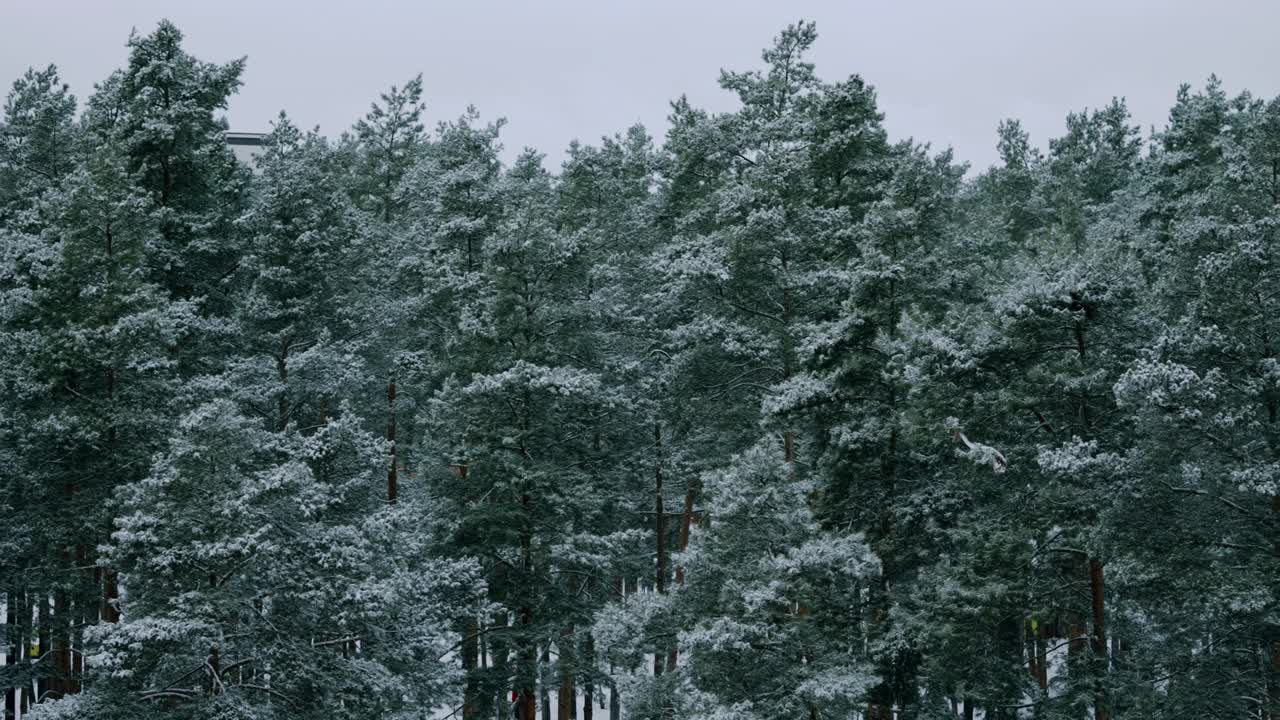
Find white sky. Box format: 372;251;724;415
3;0;1279;174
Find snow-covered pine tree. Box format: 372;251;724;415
422;149;619;720
556;125;665;718
346;74;428;506
597;22;899;719
12;112;198;712
37;105;482;720
1112;80;1280;720
0;64;87;713
103;20;250;317
399;106;508;719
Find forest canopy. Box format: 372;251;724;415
1;18;1277;720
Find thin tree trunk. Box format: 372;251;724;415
665;478;697;673
1027;618;1048;691
558;624;574;720
674;481;697;588
491;610;511;720
102;570;120;623
4;586;17;720
1089;557;1108;720
36;595;49;702
1026;619;1040;688
208;644;221;696
582;633;594;720
103;360;122;626
519;484;536;720
540;643;552;720
463;616;480;720
52;586;69;700
71;547;89;695
20;591;32;713
1037;621;1049;690
519;615;536;720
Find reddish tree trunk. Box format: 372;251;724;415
665;479;697;674
674;482;697;587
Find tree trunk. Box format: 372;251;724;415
208;644;221;696
519;606;536;720
558;624;574;720
582;634;594;720
1027;618;1048;691
1089;557;1108;720
52;587;69;700
36;595;49;702
19;591;32;714
519;473;536;720
1036;620;1048;690
491;610;511;720
102;570;120;624
70;547;89;695
4;587;17;720
665;478;697;674
463;616;480;720
539;643;552;720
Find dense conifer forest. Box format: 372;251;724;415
0;19;1277;720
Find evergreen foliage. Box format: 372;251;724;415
0;18;1276;720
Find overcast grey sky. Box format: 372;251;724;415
4;1;1279;173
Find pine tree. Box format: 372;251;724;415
421;149;619;720
400;106;508;720
99;20;250;313
1112;80;1280;720
13;118;198;712
347;74;428;506
0;63;83;715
